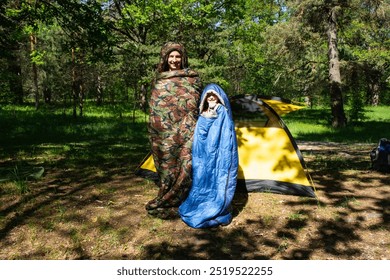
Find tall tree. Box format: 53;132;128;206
229;0;291;95
287;0;348;127
327;4;347;127
341;0;390;106
41;0;114;116
0;0;27;104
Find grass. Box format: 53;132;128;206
1;103;388;161
288;211;307;221
336;196;360;209
283;106;390;143
0;102;149;194
0;102;387;201
0;103;389;260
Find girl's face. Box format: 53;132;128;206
167;51;182;71
206;94;219;109
207;94;218;102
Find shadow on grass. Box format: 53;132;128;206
0;105;150;255
135;126;389;259
135;136;388;260
0;105;389;260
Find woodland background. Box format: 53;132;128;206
1;0;389;128
1;0;390;261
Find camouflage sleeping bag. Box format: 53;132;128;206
146;68;202;218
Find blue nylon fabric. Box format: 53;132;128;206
179;84;239;228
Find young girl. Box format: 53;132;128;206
179;84;239;228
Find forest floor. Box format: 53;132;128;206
0;141;389;260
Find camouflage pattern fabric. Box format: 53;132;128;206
146;68;202;219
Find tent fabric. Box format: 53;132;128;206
255;96;304;116
178;84;238;228
230;95;315;198
136;94;316;198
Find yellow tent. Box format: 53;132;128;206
136;95;316;198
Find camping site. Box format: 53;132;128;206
1;0;389;264
0;103;389;260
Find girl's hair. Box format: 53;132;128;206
157;42;189;72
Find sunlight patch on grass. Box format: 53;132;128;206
365;106;390;122
288;122;330;136
284;105;390;143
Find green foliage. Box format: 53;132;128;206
339;1;390;106
0;0;389;123
347;90;366;122
30;49;46;65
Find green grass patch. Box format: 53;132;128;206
284;106;390;143
288;211;307;221
0;103;149;171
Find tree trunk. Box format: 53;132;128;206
43;85;52;103
30;34;39;110
7;51;24;104
71;48;85;117
366;68;381;106
96;74;103;106
327;6;347;128
79;79;84;117
72;48;78;118
369;82;380;106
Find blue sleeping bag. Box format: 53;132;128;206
179;84;239;228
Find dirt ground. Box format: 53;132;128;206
0;141;389;260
